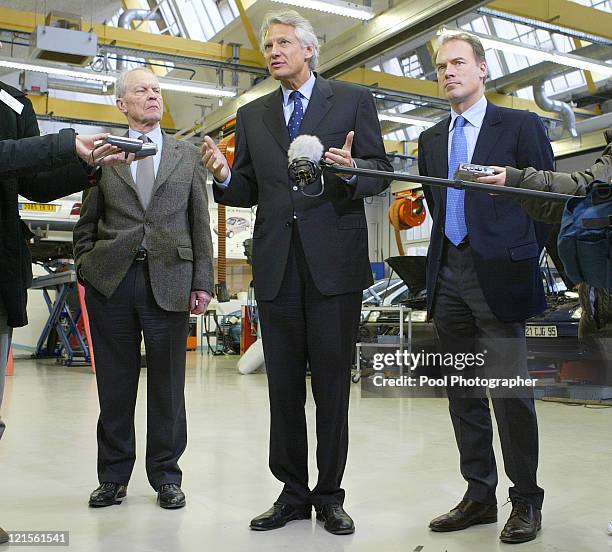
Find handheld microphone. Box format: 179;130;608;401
288;135;324;190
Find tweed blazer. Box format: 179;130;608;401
73;132;214;312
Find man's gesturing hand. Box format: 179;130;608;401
190;290;212;315
202;135;230;182
324;131;355;180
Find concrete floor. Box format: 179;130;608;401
1;353;611;552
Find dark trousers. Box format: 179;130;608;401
432;241;544;509
85;261;189;490
257;227;361;507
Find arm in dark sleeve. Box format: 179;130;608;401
418;133;436;215
349;87;393;198
212;109;259;208
16;99;94;202
515;111;555;246
190;157;215;294
0;129;77;177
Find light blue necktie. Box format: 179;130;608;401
287;91;305;141
445;115;469;245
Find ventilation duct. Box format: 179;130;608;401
533;81;578;139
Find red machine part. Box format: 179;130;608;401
388;190;426;256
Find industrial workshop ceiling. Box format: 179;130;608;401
0;0;608;157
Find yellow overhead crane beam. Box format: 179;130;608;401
0;4;263;129
337;68;595;120
488;0;612;41
28;95;175;129
0;6;265;68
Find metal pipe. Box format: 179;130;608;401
116;9;163;70
322;164;574;202
477;7;611;46
533;81;578;139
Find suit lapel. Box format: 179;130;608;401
112;164;138;196
432;118;450;207
471;102;502;165
299;76;333;137
112;131;139;198
262;87;290;152
152;132;183;196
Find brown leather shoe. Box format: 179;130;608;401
429;499;497;532
500;501;541;544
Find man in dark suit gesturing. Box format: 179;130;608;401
202;10;391;535
418;32;554;544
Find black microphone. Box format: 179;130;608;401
288;135;324;189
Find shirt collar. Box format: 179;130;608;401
281;72;316;106
128;125;163;146
449;94;487;131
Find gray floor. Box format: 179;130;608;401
1;354;611;552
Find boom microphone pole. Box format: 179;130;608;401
288;135;574;203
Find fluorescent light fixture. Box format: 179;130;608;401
0;57;237;97
0;57;116;83
437;29;612;77
378;113;436;128
270;0;374;20
158;78;236;98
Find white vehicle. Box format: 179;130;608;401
18;192;82;242
213;216;251;239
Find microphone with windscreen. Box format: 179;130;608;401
287;134;575;203
288;135;324;190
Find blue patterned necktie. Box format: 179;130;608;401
287;90;305;141
445;115;469;245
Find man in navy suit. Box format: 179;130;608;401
418;32;554;544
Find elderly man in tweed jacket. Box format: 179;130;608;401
73;68;213;510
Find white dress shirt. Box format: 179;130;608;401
129;125;163;181
447;94;488;164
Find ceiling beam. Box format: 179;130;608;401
28;95;176;130
338;68;595;119
488;0;612;41
203;0;488;133
317;0;488;78
0;6;264;69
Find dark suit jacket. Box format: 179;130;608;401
0;81;95;328
418;101;555;323
213;74;392;300
73;132;214;312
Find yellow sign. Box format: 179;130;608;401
20;203;57;212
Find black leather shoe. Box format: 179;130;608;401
157;484;186;509
500;501;541;544
429;499;497;532
316;504;355;535
0;527;8;544
88;483;127;508
250;503;311;531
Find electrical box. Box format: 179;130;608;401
22;72;49;95
30;12;97;66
